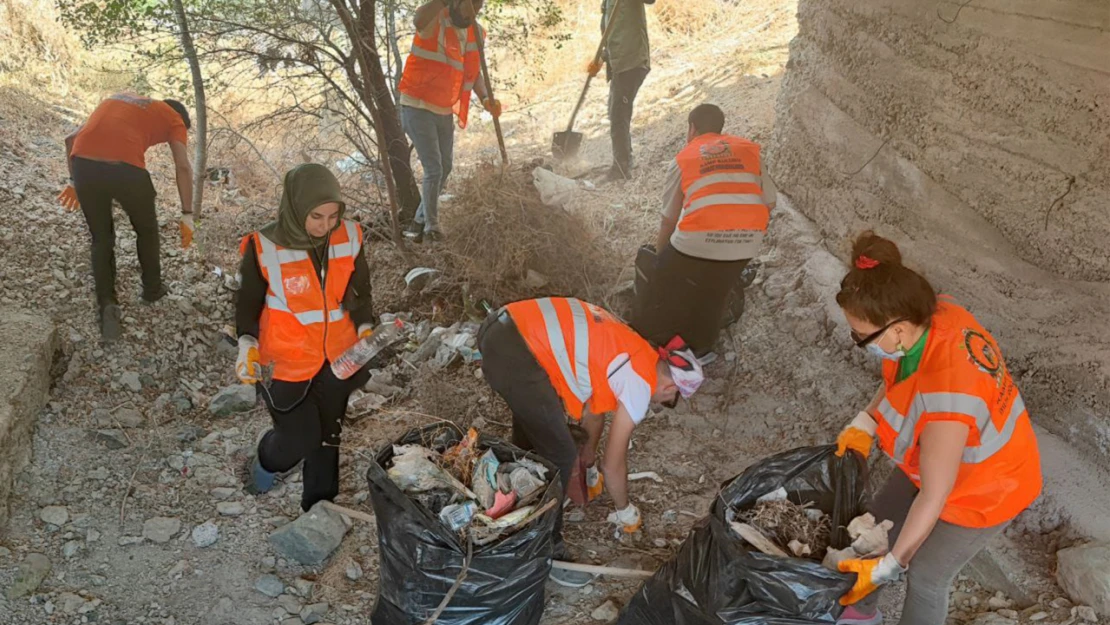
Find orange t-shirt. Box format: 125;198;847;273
71;94;189;170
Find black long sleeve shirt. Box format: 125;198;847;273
236;236;375;339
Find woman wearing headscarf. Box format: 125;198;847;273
234;164;375;511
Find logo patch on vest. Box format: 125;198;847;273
284;275;311;296
699;141;732;158
963;329;1004;386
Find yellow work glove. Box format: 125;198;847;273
482;98;502;119
357;324;375;340
586;465;604;502
607;503;642;534
236;335;262;384
836;411;877;459
838;553;906;605
586;60;602;78
57;184;80;211
179;214;195;249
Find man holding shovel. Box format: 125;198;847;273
477;297;704;586
591;0;655;181
399;0;501;243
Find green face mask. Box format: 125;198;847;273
259;164;346;250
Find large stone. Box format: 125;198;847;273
268;502;349;566
255;573;285;598
143;516;182;543
209;384;257;417
6;553;51;600
192;521;219;548
39;505;69;527
0;309;55;529
1056;542;1110;616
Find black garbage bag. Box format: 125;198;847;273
617;445;868;625
368;423;561;625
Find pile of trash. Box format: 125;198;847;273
368;425;560;625
386;428;553;545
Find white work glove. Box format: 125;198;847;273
607;504;642;534
236;335;262;384
839;552;907;605
357;323;374;339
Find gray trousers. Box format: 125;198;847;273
401;105;454;232
863;470;1009;625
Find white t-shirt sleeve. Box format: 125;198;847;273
606;354;654;425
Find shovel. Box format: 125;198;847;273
552;0;623;160
471;13;508;166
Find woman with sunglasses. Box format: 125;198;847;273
831;231;1042;625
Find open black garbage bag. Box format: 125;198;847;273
368;423;561;625
618;445;868;625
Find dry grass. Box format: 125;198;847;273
439;161;620;305
738;499;832;559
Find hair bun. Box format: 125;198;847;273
851;230;903;269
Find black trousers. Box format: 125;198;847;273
258;364;364;512
71;157;162;307
631;245;751;354
478;311;574;550
608;67;649;175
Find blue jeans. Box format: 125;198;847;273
401;105;454;232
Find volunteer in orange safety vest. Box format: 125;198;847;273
477;297;704;587
400;0;501;242
832;232;1042;625
632;103;777;359
234;164;376;512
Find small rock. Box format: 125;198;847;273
115;408;144;428
1050;597;1072;609
143;517;182;543
988;594;1013;609
255;574;285;598
118;536;145;546
208;384;257;417
280;619;305;625
177;424;206;442
345;561;363;581
661;510;678;524
5;553;51;600
94;429;129;449
40;505;69;526
192;466;236;487
261;555;277;572
217;501;245;517
1056;542;1110;617
1075;605;1098;622
88;466;110;480
565;508;586;523
62;540;81;558
997;609;1018;619
652;538;667;548
968;615;1013;625
268;502;350;566
167;560;188;579
120;371;142;392
167;455;186;471
210;487;237;500
292;577;314;598
1028;612;1048;621
590;599;620;621
300;602;329;624
58;591;86;614
192;521;219;548
278;594;303;614
0;546;10;558
87;528;101;542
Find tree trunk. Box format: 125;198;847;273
386;0;403;107
362;40;420;224
170;0;207;218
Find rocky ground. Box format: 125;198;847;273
0;4;1105;622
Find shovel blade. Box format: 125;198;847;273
552;131;583;160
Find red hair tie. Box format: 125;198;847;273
855;255;880;270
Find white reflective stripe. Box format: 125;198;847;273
876;397;904;430
886;391;998;464
685;173;762;196
684;193;767;216
465;41;479;52
536;298;592;403
462;81;475;91
265;295;291;312
410;46;463;71
328;221;361;260
964;393;1026;463
295;310;325;325
344;220;362;255
256;234;287;303
275;248;309;264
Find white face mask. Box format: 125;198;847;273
866;342;905;361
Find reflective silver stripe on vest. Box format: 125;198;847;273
883;391;1021;465
256;234;287;303
329;221;361;259
683;193;767;216
258;225;358;328
536;298;592;404
684;173;762;197
409;14;465;71
276;248;309;264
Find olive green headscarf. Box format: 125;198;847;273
259;163;346;250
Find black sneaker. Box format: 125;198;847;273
403;221;424;238
141;284;169;303
425;230;445;243
99;304;122;343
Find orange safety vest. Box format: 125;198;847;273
506;298;659;419
871;298;1042;528
398;9;482;129
674;133;770;261
238;220;363;382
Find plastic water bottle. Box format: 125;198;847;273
331;319;406;380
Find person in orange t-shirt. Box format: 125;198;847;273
58;94;194;342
